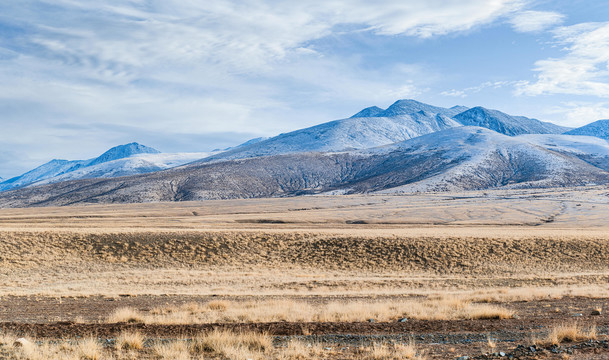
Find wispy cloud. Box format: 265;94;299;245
517;22;609;97
441;81;524;98
548;102;609;127
508;10;565;32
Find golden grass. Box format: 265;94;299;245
358;341;425;360
116;297;514;324
77;337;102;360
117;331;144;350
108;307;145;323
533;322;598;346
153;341;190;360
191;329;272;355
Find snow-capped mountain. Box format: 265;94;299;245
453;107;570;136
201;101;466;163
372;127;608;193
0;143;211;191
87;142;160;167
198;100;577;164
2;126;609;207
564;120;609;139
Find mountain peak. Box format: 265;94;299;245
378;99;467;118
88;143;160;167
350;106;385;118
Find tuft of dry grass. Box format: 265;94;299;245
534;322;597;346
191;329;272;358
117;330;144;350
77;337;102;360
207;300;230;311
153;340;190;360
108;307;144;323
358;341;424;360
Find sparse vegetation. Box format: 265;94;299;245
533;322;598;346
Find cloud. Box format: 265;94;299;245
548;102;609;127
509;10;564;32
0;0;527;176
517;22;609;97
441;81;522;97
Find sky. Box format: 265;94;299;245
1;0;609;178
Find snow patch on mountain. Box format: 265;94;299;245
0;159;87;191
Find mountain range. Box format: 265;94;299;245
1;99;608;207
0;143;213;192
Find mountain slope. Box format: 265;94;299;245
2;127;608;207
564;120;609;139
453;107;570;136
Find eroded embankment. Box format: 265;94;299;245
1;230;609;275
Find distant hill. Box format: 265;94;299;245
564;120;609;139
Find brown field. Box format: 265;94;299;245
1;188;609;359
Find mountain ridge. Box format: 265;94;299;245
2;126;609;208
3;98;609;206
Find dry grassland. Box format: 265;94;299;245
1;189;609;359
108;298;514;324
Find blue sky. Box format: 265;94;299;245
1;0;609;177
